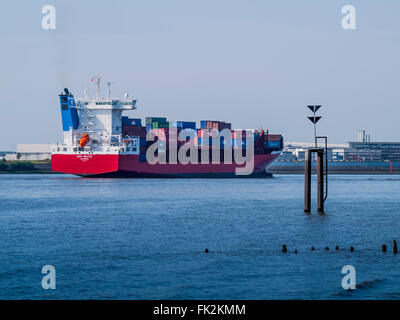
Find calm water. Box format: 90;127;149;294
1;174;400;299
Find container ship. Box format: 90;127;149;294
51;80;283;177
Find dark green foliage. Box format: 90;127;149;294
0;161;36;172
0;162;7;171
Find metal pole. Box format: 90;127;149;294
304;149;311;213
314;122;317;148
317;150;324;213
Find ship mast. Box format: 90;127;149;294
92;76;101;100
106;82;112;100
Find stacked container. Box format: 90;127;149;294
151;121;170;129
170;121;196;130
122;117;142;126
122;125;147;137
265;134;283;150
200;120;231;131
145;117;167;125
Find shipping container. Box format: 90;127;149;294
197;129;218;138
145;117;167;125
122;125;147;137
218;122;232;130
139;145;147;154
152;121;169;129
200;120;206;129
157;128;169;140
200;120;217;129
267;134;281;141
122;117;142;126
200;120;231;131
170;121;196;129
266;140;281;148
139;137;147;146
178;121;196;129
139;153;147;162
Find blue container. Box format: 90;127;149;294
220;136;229;147
123;117;142;126
200;120;208;129
146;124;152;132
139;154;147;162
267;140;281;148
232;139;247;147
140;137;147;146
131;118;142;126
177;121;196;129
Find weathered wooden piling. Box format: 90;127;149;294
336;246;339;250
382;244;387;252
282;245;287;253
393;240;397;254
204;248;209;253
304;150;311;213
311;246;315;251
350;246;354;252
304;148;326;214
317;150;324;213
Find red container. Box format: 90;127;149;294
267;134;281;141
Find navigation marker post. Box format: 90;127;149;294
304;105;328;214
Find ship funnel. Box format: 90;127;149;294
59;89;79;132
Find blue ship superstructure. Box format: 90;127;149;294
59;88;79;132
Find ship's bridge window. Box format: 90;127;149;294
63;147;67;152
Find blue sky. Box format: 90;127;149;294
1;0;400;150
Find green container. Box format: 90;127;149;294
152;121;169;129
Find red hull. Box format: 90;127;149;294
51;153;279;177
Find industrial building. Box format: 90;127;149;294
280;142;344;162
0;152;17;161
348;142;400;161
279;130;400;162
332;147;382;161
16;144;52;161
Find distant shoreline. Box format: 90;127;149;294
269;160;400;175
1;160;399;175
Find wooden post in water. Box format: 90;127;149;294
317;150;324;214
304;150;311;213
304;148;326;214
